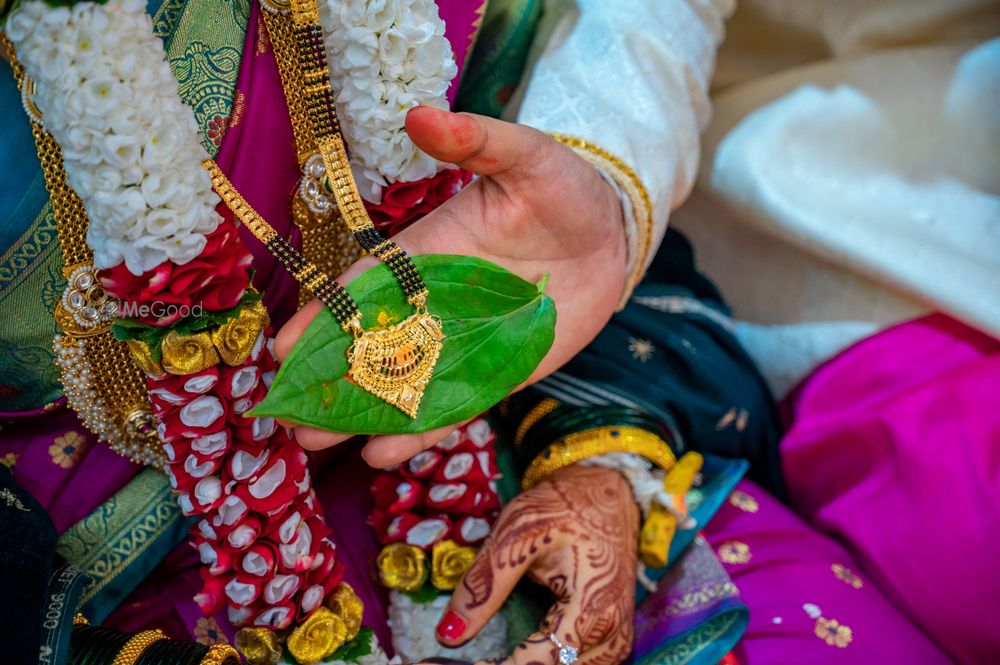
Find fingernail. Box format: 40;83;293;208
436;610;467;642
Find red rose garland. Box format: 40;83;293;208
101;165;479;626
367;168;472;237
369;418;501;575
102;212;342;630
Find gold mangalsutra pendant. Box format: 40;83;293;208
347;312;445;418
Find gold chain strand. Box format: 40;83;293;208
203;159;363;334
285;0;430;310
521;426;676;490
111;630;166;665
259;6;316;161
203;159;445;418
4;35;164;467
259;7;360;305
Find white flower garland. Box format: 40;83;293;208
5;0;222;275
317;0;458;203
388;591;508;662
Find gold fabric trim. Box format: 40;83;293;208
549;134;653;308
521;425;676;490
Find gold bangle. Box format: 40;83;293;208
514;397;561;447
111;630;166;665
549;134;654;308
521;426;675;490
201;643;241;665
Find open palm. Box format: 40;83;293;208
275;106;626;464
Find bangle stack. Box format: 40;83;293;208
69;624;240;665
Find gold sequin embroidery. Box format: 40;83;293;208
729;490;759;513
717;540;752;565
832;563;864;589
1;488;29;512
815;617;853;648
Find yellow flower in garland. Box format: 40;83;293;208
49;431;89;469
212;299;269;366
234;627;281;665
287;607;347;664
377;543;427;592
161;330;220;375
125;339;165;377
326;582;364;641
431;539;477;591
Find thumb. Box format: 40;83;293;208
435;531;533;647
405;106;546;178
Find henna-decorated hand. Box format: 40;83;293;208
433;465;639;665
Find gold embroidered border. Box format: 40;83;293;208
56;468;184;606
549;134;653;309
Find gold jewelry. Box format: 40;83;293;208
204;161;444;418
111;629;166;665
514;397;561;447
2;34;164;468
200;643;241;665
259;7;360;305
521;426;676;490
549;134;653;309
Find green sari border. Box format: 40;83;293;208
56;468;192;622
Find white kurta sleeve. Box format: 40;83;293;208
511;0;733;301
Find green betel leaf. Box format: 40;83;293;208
251;254;556;434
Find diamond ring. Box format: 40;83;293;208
548;633;579;665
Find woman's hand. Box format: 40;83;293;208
434;465;639;665
274;107;627;466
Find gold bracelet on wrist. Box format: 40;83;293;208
549;134;654;309
111;629;166;665
521;425;675;490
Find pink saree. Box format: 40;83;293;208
781;314;1000;664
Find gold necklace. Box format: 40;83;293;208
258;1;361;305
2;34;164;467
203;0;447;419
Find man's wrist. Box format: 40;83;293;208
548;134;653;309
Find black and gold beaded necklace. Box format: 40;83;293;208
203;0;445;418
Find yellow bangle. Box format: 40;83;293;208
111;630;166;665
201;643;241;665
549;134;654;308
521;426;675;490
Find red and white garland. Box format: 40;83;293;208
7;0;498;653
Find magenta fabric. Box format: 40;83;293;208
781;314;1000;665
437;0;489;103
702;479;952;664
0;410;141;534
213;3;303;328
